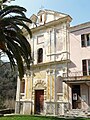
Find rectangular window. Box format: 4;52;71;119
82;59;90;76
37;35;44;44
20;80;25;93
81;33;90;47
56;76;62;93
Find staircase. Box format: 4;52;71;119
65;109;87;117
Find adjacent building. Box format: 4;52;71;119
15;9;90;116
64;22;90;111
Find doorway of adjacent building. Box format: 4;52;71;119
72;85;81;109
35;90;44;114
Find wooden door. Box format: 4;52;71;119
35;90;44;114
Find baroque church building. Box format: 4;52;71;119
15;9;90;116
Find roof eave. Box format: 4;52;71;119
31;15;72;33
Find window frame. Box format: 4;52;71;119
81;33;90;47
82;59;90;76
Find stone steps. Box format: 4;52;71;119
65;109;87;117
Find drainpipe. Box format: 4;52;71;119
50;30;52;61
53;28;57;115
30;36;34;114
49;30;52;115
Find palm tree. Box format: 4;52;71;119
0;1;32;79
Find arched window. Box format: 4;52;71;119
37;48;43;63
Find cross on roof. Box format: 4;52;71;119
39;5;44;10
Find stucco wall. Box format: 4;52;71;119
69;27;90;73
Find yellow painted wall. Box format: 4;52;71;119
34;71;46;79
47;76;50;99
47;75;55;100
52;75;55;99
25;77;32;100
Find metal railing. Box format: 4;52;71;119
63;71;83;78
63;71;90;81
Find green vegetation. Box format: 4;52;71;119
0;61;17;109
0;0;32;79
0;115;90;120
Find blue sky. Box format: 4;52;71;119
10;0;90;26
2;0;90;62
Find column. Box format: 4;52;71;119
15;76;20;114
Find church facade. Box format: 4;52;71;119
15;9;90;116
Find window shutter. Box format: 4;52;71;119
81;34;85;47
82;60;87;75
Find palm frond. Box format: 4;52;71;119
0;5;26;17
1;16;32;37
14;21;32;38
0;18;23;33
2;0;8;3
5;50;15;70
5;37;25;78
0;5;32;79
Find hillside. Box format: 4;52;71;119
0;61;17;109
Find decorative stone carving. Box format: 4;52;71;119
33;80;46;89
32;80;47;100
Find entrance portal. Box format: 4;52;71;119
72;85;81;109
35;90;44;114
